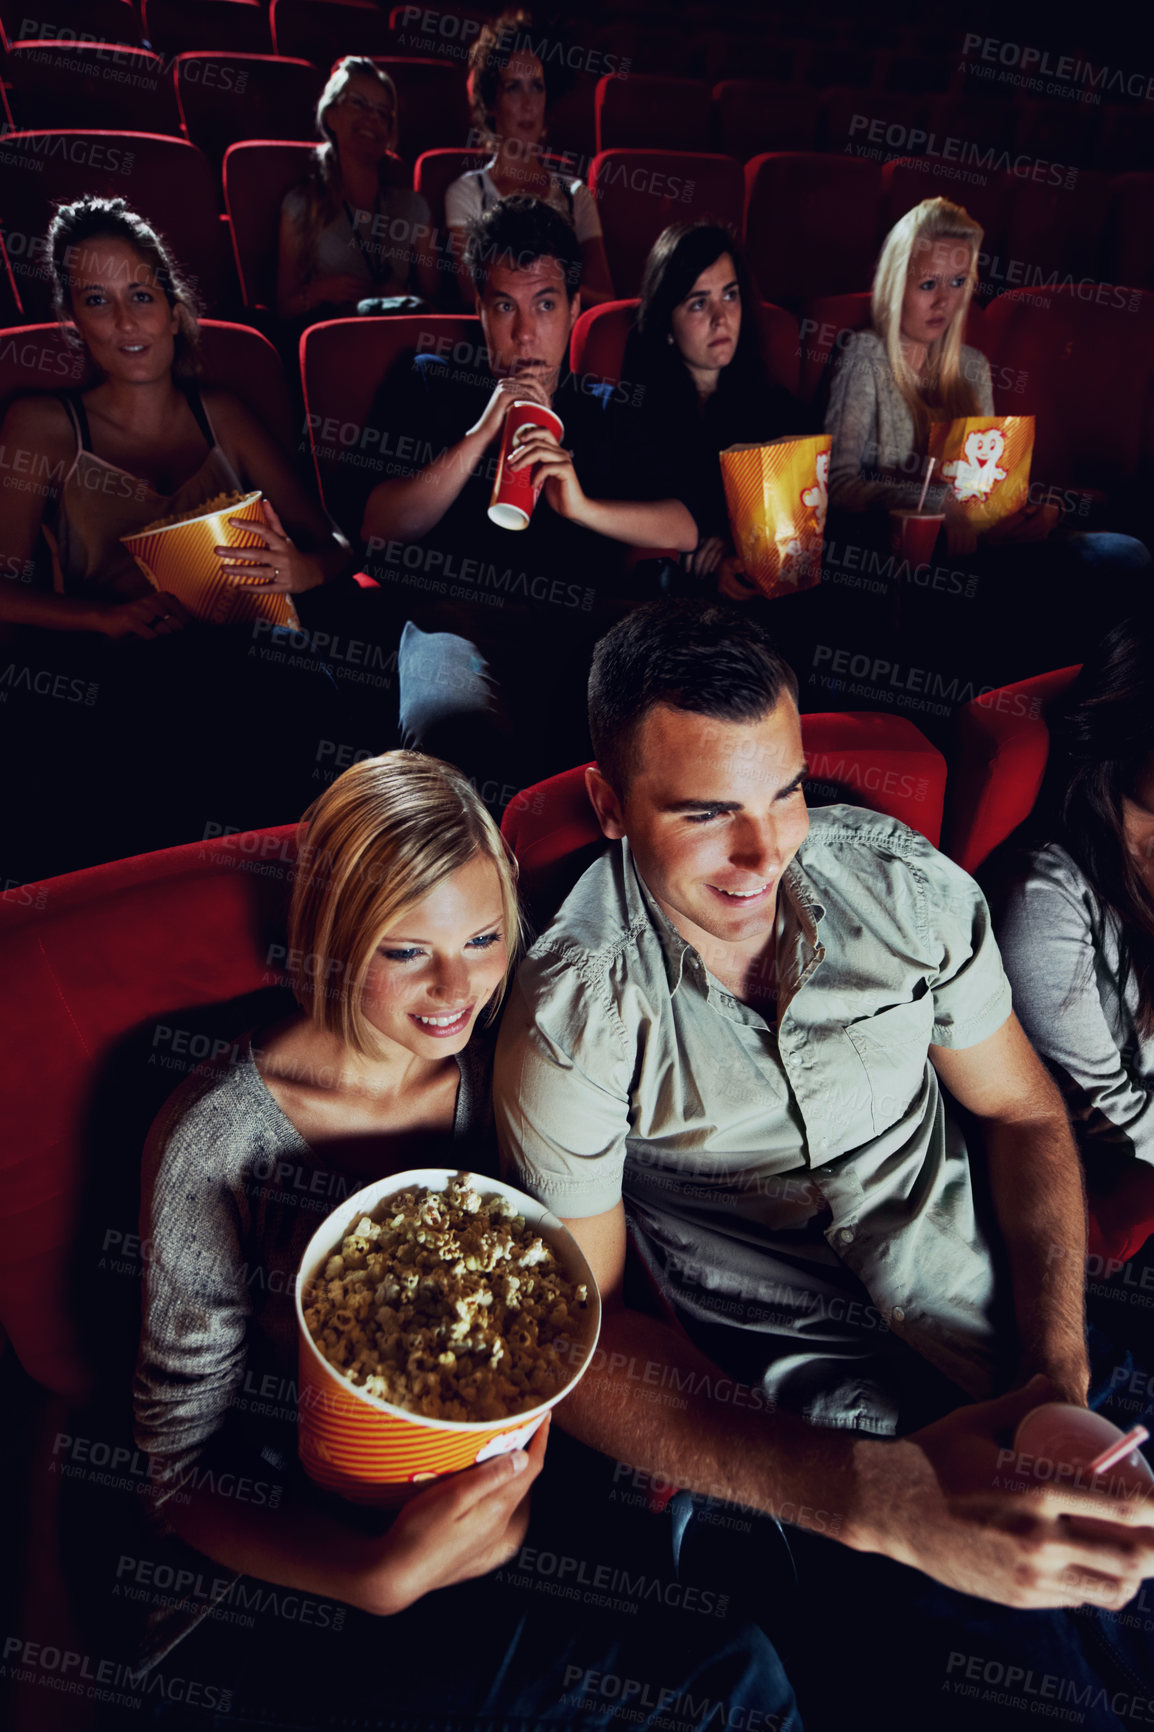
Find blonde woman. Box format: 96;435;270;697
131;751;555;1721
277;57;437;322
825;197;994;553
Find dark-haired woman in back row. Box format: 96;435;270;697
621;222;806;595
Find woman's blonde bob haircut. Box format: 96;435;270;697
288;752;523;1059
872;197;985;445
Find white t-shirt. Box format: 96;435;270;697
444;159;602;243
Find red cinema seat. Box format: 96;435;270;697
589;149;744;299
0;131;233;319
943;664;1081;876
415;146;490;231
0;826;298;1401
0;319;297;451
595;73;710;153
1105;173;1154;294
0;0;139;48
744;154;882;308
569;296;801;397
711;80;822;157
142;0;272;55
175;55;323;176
501;712;947;920
387;2;491;62
373;57;471;161
1094;104;1154;176
820;87;934;158
880;156;1012;281
270;0;393;61
2;41;181;133
1005;169;1110;294
223;138;321;311
981;285;1154;505
299;312;481;536
1014;98;1099;174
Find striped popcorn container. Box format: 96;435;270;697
120;490;300;629
295;1170;601;1506
720;434;832;600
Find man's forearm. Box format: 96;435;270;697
574;497;699;552
362;431;488;545
559;1301;882;1547
985;1111;1089;1398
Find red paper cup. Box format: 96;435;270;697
488;401;564;531
295;1169;601;1505
890;510;944;564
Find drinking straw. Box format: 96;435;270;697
916;457;936;516
1087;1425;1149;1476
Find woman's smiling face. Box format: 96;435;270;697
360;853;509;1059
66;236;179;380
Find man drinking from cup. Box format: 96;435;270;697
360;196;698;798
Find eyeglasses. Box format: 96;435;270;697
340;93;394;122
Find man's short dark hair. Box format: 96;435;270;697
588;601;800;794
464;194;583;298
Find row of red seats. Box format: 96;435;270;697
3;130;1154;327
1;289;1148;577
0;0;1058;90
3;42;1150;176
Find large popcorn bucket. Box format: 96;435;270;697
121;490;301;628
927;416;1034;534
295;1170;602;1506
720;434;831;600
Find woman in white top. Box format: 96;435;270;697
445;12;614;308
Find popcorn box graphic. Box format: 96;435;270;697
295;1170;602;1505
927;415;1035;533
720;434;831;599
121;490;300;628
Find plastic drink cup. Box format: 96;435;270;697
295;1169;601;1506
1012;1402;1154;1502
890;509;944;563
488;401;565;530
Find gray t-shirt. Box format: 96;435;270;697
825;329;995;513
132;1030;491;1665
495;806;1014;1434
997;840;1154;1169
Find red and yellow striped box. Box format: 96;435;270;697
295;1170;601;1506
720;435;831;600
120;490;300;628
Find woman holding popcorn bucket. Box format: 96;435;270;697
824;196;1149;682
131;751;798;1730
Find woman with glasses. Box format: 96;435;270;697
277;57;438;325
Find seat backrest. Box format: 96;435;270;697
299;312;482;534
880;156;1012;282
712;80;822;158
0;0;139;47
0;131;231;318
744;153;882;307
569;297;801;397
0;319;296;448
270;0;394;61
502;712;947;920
0;825;298;1398
175;55;323;175
372;56;472;162
589;149;744;299
1104;173;1154;299
3;42;181;134
944;665;1082;875
222;137;318;309
981;284;1154;492
595;73;710;153
143;0;272;55
414;146;490;234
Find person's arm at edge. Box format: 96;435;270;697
930;1012;1091;1404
